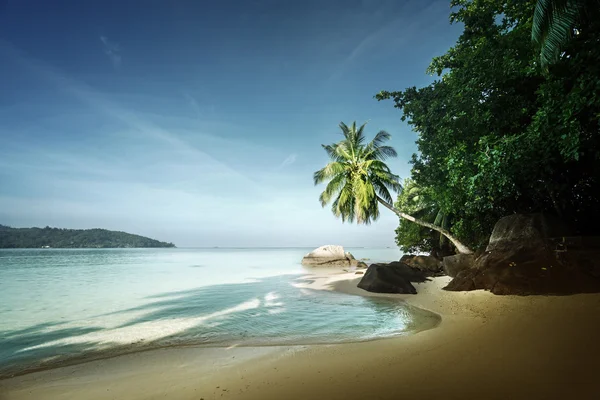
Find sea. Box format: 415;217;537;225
0;247;440;378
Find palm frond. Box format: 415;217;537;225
540;2;579;65
370;130;392;148
319;173;346;207
365;145;398;160
371;178;394;205
365;159;392;173
313;162;345;185
321;144;345;163
355;122;367;147
532;0;588;66
335;184;356;222
370;168;402;192
532;0;571;45
338;122;351;139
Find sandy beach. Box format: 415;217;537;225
2;272;600;400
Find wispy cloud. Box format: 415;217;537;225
329;19;402;82
0;40;260;189
328;1;445;82
278;153;297;169
100;36;121;68
182;92;218;120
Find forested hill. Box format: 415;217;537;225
0;225;176;248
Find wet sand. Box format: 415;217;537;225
2;273;600;400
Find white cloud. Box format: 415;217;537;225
278;153;297;169
100;35;121;68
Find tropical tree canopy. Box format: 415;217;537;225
378;0;600;250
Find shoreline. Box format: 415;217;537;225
2;273;600;399
0;270;431;381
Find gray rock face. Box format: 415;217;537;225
357;262;429;294
301;245;355;267
486;213;571;252
443;254;475;278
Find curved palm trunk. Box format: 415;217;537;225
377;196;473;255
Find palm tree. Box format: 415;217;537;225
532;0;599;66
397;179;453;253
314;122;473;255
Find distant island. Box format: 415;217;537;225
0;225;175;249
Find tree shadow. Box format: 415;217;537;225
0;276;297;377
0;274;439;378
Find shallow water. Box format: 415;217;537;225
0;248;440;377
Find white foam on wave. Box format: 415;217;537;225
263;291;285;314
18;298;262;353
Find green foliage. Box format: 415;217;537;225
0;225;176;248
377;0;600;249
314;122;401;224
532;0;600;66
394;179;454;255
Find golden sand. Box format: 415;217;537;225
2;273;600;400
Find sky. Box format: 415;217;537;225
0;0;462;247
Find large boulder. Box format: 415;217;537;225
486;213;571;252
301;245;356;267
444;214;600;295
401;255;443;276
357;262;429;294
443;254;475;278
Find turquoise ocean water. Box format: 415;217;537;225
0;248;440;378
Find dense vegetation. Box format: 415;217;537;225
375;0;600;253
0;225;175;248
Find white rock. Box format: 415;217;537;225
301;245;354;267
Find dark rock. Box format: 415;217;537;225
383;261;430;283
406;255;443;275
444;214;600;295
486;213;572;252
445;245;600;295
357;262;429;294
443;254;475;278
400;254;414;264
355;271;364;275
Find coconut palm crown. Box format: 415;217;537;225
313;122;401;225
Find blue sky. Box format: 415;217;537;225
0;0;461;247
